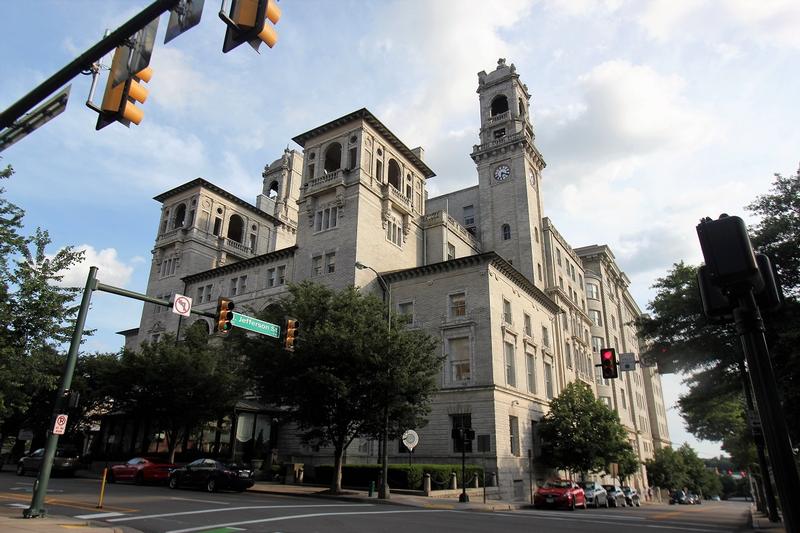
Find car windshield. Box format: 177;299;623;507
580;482;596;489
602;485;616;492
544;481;571;489
55;449;77;458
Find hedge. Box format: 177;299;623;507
312;463;484;490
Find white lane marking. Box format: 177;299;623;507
74;512;127;519
8;503;29;508
165;509;451;533
515;509;645;521
109;503;374;522
169;497;230;505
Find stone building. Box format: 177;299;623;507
119;59;670;499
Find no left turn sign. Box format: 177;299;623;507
53;414;68;435
172;294;192;317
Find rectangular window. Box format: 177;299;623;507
565;343;572;369
542;326;550;348
449;292;466;318
509;416;520;456
448;336;471;382
348;147;357;170
267;268;276;287
312;256;322;276
544;362;554;400
398;301;414;322
526;353;536;394
375;160;383;180
589;309;602;327
386;219;402;246
504;341;516;387
559;276;564;289
592;336;604;354
531;420;541;458
213;217;222;236
502;298;512;325
314;206;338;232
463;205;475;226
537;263;543;281
230;278;238;296
204;284;212;303
451;414;472;453
447;242;456;261
277;265;286;285
620;392;627;409
556;248;562;266
477;434;491;453
524;314;532;337
586;283;600;299
325;252;336;274
196;286;205;303
237;275;247;295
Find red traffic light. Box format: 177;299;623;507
600;348;618;379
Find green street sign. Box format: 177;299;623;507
231;312;280;338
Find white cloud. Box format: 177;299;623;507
637;0;706;41
57;245;135;289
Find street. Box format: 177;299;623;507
0;471;752;532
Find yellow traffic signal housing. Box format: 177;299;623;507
217;297;235;334
96;47;153;130
222;0;281;53
284;318;299;351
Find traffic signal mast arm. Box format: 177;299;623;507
0;0;181;130
94;281;217;319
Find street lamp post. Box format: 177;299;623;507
355;261;391;500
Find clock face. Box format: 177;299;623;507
494;165;511;181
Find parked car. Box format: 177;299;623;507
169;458;254;493
622;486;641;507
108;457;175;484
578;481;609;508
17;448;80;477
533;479;587;510
602;484;627;507
670;489;690;504
687;492;702;504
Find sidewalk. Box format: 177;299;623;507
0;508;134;533
750;505;786;532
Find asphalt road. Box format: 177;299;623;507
0;471;752;533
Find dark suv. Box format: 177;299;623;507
17;448;81;477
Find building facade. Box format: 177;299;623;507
119;58;670;499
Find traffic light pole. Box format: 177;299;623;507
24;267;98;518
734;289;800;531
23;266;216;518
0;0;180;130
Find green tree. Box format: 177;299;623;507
538;381;634;478
646;446;688;491
234;281;441;493
678;443;722;497
113;327;246;463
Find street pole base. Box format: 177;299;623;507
23;508;46;519
378;484;390;500
459;492;470;503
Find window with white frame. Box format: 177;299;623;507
267;268;276;287
312;256;322;276
325;252;336;274
541;325;550;348
502;298;512;325
386;219;402;246
277;265;286;285
565;342;572;369
526;352;536;394
524;313;532;337
586;283;600;299
463;205;475;226
504;341;516;387
447;242;455;260
544;361;554;399
448;336;471;382
589;309;602;327
314;205;338;232
449;292;466;318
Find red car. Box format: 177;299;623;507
108;457;175;484
533;479;587;510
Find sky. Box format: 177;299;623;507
2;0;799;459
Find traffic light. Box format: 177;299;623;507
600;348;618;379
284;318;299;351
221;0;281;53
96;46;153;130
216;297;235;334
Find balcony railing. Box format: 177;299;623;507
486;110;510;125
305;169;345;195
383;184;413;215
223;237;252;256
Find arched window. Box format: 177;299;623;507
173;204;186;229
387;159;401;190
227;214;244;243
491;95;509;116
501;224;511;240
268;180;279;198
324;142;342;172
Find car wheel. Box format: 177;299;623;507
169;476;179;489
16;463;24;476
206;478;217;493
605;497;610;508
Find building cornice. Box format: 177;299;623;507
291;108;436;179
182;246;297;284
153;178;283;227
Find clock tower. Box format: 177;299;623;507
471;58;547;288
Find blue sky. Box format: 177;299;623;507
3;0;799;458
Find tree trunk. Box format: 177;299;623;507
332;442;345;494
167;428;180;464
